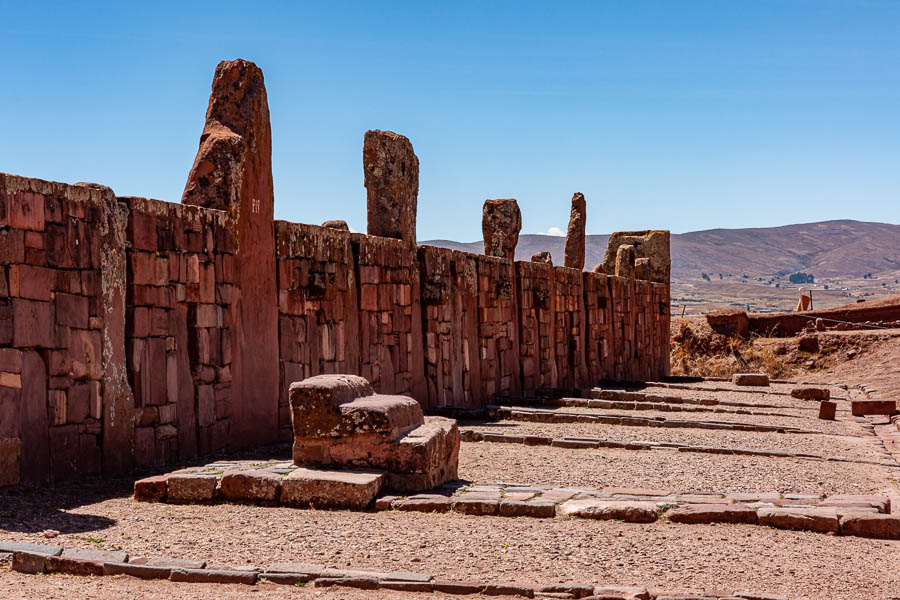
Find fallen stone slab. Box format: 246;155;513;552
839;512;900;539
170;567;258;585
483;582;535;597
314;575;380;590
500;499;557;518
12;551;50;574
790;387;830;400
266;562;325;576
259;572;314;585
0;541;62;556
731;593;789;600
558;499;658;523
103;561;171;580
819;494;890;513
166;473;219;503
434;580;487;594
539;583;595;598
133;475;169;502
132;556;207;569
44;548;128;577
851;399;897;416
732;373;769;387
392;494;452;513
757;507;839;533
280;467;384;509
219;469;282;503
588;585;650;599
818;401;836;420
381;580;434;592
665;503;758;525
452;496;500;516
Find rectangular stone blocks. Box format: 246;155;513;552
289;374;458;493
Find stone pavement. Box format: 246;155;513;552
2;539;789;599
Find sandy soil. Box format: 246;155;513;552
459;441;895;495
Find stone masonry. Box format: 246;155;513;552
0;59;670;487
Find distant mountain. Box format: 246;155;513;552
424;220;900;282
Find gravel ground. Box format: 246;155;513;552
2;485;899;600
459;441;895;494
464;420;883;461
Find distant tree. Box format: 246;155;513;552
789;272;814;284
701;272;710;282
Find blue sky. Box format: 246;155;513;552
1;1;898;241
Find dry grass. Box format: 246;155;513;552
670;319;795;379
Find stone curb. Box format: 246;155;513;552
487;405;819;435
1;540;791;599
374;485;898;540
459;429;900;468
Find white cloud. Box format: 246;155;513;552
539;226;565;237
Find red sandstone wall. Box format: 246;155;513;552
552;266;588;391
352;234;426;398
275;221;359;439
0;171;670;487
122;197;236;465
475;256;522;399
418;246;481;410
517;261;557;392
0;174;128;486
583;271;614;383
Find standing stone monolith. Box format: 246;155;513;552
564;192;586;270
482;199;522;260
182;59;279;448
615;244;636;278
363;130;419;246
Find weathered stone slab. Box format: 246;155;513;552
558;499;658;523
818;401;836;420
170;567;258;584
791;387;830;400
280;467;384;509
589;585;650;600
219;469;282;503
851;399;896;416
134;475;168;502
614;245;635;278
665;503;757;525
839;512;900;539
393;494;452;513
166;473;219;503
602;230;670;284
820;494;890;513
103;562;171;580
732;373;770;387
756;507;839;533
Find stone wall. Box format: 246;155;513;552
122;197;235;465
0;174;128;486
1;170;670;487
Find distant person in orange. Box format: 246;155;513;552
796;287;813;311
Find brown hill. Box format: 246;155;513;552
425;219;900;282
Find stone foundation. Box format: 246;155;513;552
289;374;459;493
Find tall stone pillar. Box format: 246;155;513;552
564;192;586;270
182;59;279;448
363;130;419;247
482;199;522;260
